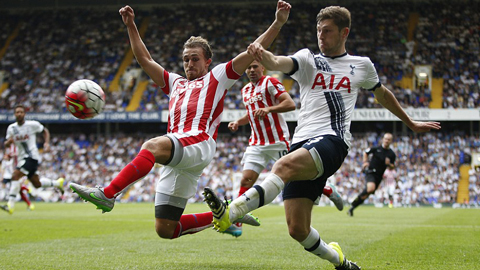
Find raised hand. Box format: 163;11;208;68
275;0;291;26
119;5;135;26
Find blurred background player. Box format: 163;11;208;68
204;5;441;270
1;105;64;214
383;167;398;208
226;60;343;237
1;149;35;211
69;1;291;240
348;133;396;216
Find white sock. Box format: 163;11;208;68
230;173;284;221
300;227;340;265
40;177;58;188
8;180;21;208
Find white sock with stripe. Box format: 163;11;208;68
8;180;21;209
300;227;340;265
230;173;284;221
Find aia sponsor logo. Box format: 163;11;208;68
15;134;29;142
311;73;351;93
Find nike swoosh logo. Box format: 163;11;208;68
89;193;109;203
66;99;84;111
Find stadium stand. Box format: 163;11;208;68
0;1;478;111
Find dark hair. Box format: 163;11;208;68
184;36;213;60
14;104;25;111
316;6;351;31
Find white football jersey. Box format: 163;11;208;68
289;49;380;148
6;120;44;161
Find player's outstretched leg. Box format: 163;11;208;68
70;183;115;213
328;242;361;270
325;183;344;211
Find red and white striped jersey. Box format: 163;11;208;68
241;75;290;148
161;61;241;146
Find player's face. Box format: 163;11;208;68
14;107;25;124
246;61;265;83
183;47;212;80
317;19;348;56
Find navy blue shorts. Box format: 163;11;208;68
17;157;39;179
283;135;348;202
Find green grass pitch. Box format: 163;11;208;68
0;202;478;269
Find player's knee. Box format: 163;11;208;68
155;224;174;239
287;224;309;242
272;159;296;180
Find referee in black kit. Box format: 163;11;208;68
348;133;396;216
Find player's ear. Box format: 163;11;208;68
205;58;212;67
342;27;350;39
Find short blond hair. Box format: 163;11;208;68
184;36;213;60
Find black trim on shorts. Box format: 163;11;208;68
155;204;184;221
164;135;175;165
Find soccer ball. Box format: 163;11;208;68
65;79;105;119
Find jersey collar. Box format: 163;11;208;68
320;52;348;59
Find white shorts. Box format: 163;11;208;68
241;142;288;174
155;134;215;200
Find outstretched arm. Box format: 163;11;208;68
119;6;166;88
373;85;441;132
232;1;291;74
228;114;250;132
249;45;295;74
43;127;51;152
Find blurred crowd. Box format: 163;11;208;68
1;132;479;208
0;1;479;113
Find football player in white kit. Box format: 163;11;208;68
225;60;344;237
1;105;64;214
204;5;441;270
70;1;292;241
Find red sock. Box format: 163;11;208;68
20;185;31;206
104;149;155;198
171;212;213;239
323;185;332;197
238;186;249;197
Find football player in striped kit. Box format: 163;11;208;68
1;105;64;215
70;1;292;241
204;5;441;270
225;60;343;237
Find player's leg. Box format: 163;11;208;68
284;181;359;269
223;168;261;237
348;176;377;216
19;184;34;210
322;180;344;211
70;135;170;210
204;147;316;230
102;135;172;198
205;135;348;231
154;192;213;239
2;169;25;214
